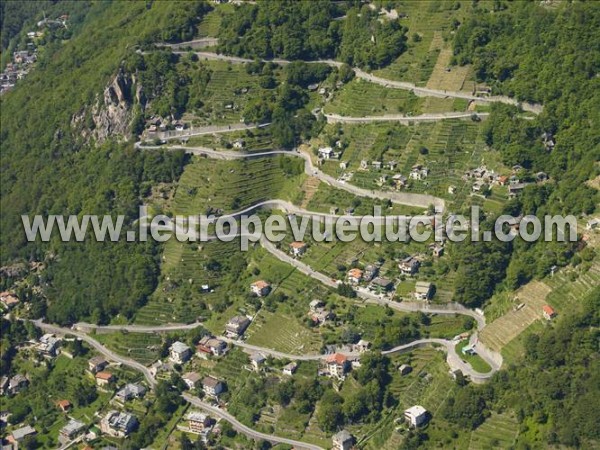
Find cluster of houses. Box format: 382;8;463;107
463;164;549;199
1;46;37;94
0;374;28;396
145;116;187;134
345;257;435;300
0;12;66;95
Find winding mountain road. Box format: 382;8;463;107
173;49;541;114
136;142;446;212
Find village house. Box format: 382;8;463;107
369;277;394;294
8;374;28;395
414;282;434;300
100;411;138;438
447;185;456;195
404;405;429;427
88;356;108;374
196;335;227;357
0;292;19;310
399;256;420;276
250;280;271;297
311;308;335;326
202;376;225;397
187;411;213;433
508;182;528;198
347;268;363;284
388;160;398;170
430;243;444;257
332;429;354;450
318;146;334;159
56;399;71;412
116;383;146;402
543;305;557;320
356;339;371;352
225;315;251;338
392;173;408;189
325;353;350;379
233;139;245;149
360;160;369;170
399;364;412;376
149;360;171;378
59;419;85;443
371;160;382;170
410;164;429;180
169;341;192;364
472;180;486;193
289;241;307;256
496;175;509;186
283;362;298;376
250;353;266;372
309;299;324;311
182;372;202;390
364;264;379;282
7;425;36;446
586;218;600;230
95;371;115;387
37;333;61;357
536;171;549;182
339;161;348;170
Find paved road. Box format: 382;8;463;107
155;38;219;50
181;50;541;114
144;122;268;142
136;142;446;212
324;111;489;124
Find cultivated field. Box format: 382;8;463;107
479;281;551;353
468;412;519;450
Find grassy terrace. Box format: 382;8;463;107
455;340;492;374
468;412;519;449
94;331;163;365
186;126;275;152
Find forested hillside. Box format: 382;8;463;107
448;1;599;306
0;1;208;323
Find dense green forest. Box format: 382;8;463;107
218;1;408;69
0;1;206;323
449;1;600;308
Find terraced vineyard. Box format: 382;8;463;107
171;155;305;215
479;281;550;353
468;413;519;450
190;60;282;125
324;78;432;116
246;311;323;355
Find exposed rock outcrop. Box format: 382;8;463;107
72;68;141;145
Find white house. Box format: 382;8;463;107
404;405;428;427
283;362;297;376
414;282;433;300
100;411;138;437
318;146;334;159
202;376;224;397
332;429;354;450
250;280;271;297
169;341;192;364
182;372;202;390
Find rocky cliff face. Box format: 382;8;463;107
72;68;142;144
